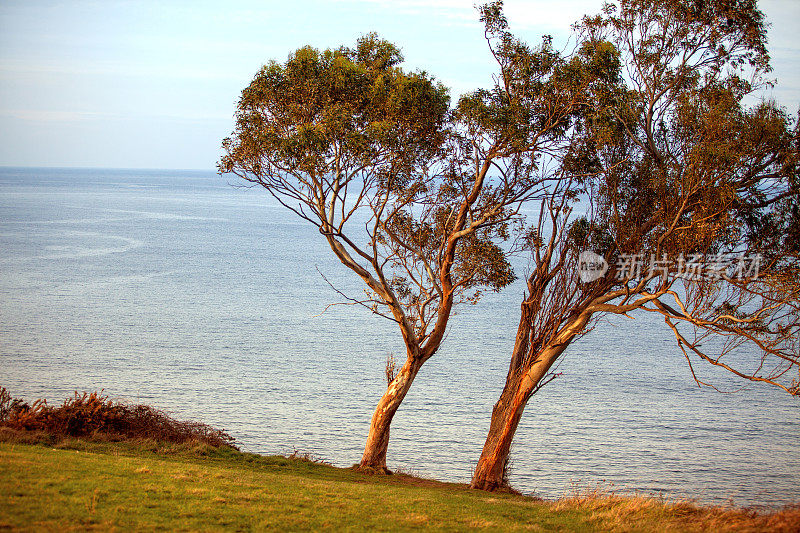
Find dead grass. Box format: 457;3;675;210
555;484;800;532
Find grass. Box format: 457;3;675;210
1;433;799;532
1;388;797;531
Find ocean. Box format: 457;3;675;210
1;167;797;508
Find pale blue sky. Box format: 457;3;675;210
1;0;798;170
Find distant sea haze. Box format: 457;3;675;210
0;167;797;509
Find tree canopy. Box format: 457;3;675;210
220;33;521;472
469;0;799;491
221;1;799;485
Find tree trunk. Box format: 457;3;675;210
359;357;421;473
470;374;535;491
471;341;576;490
471;311;592;491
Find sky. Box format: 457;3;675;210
0;0;798;170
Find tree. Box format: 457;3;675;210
219;34;523;472
469;0;800;491
219;23;617;471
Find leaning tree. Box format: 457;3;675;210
219;34;599;472
469;0;800;491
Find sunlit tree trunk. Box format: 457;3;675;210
471;313;590;491
470;379;529;490
471;362;550;490
359;357;422;472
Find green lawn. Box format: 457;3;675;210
0;438;797;532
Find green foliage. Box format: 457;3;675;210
572;0;796;266
567;217;615;256
515;0;799;396
468;0;798;419
220;33;521;357
219;33;449;191
377;201;515;333
461;2;622;161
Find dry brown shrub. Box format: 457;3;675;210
0;386;236;449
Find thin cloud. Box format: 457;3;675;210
0;110;113;122
0;109;232;123
0;59;249;83
330;0;601;32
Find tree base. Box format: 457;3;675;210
470;478;522;493
470;477;503;492
354;464;393;476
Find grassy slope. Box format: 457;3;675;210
1;438;798;532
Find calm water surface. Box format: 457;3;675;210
1;167;797;509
